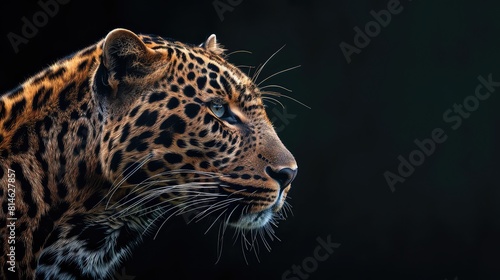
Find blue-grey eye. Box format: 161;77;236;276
210;102;225;118
209;101;240;124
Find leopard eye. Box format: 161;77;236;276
210;102;225;118
209;100;240;125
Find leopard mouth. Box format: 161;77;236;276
228;189;286;229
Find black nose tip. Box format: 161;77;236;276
265;167;297;190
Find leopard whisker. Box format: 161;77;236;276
204;208;228;235
267;221;281;242
151;197;226;240
242;229;252;250
269;218;279;228
240;232;249;265
250;229;261;262
282;200;294;217
151;169;223;177
261;90;311;109
213;204;237;264
136;187;225;212
144;182;220;194
101;153;153;210
259;84;292;92
215;221;225;264
226;49;253;57
111;183;191;212
242;204;251;216
256;65;301;87
110;177;180;210
112;183;221;218
142;206;176;236
252;44;286;84
262;96;285;110
151;196;218;219
195;199;237;222
235;65;255;69
151;209;185;239
119;178;219;202
193;198;243;222
232;224;241;244
262;98;278;107
128;194;221;219
219;186;249;199
139;184;220;202
174;195;228;220
113;193;207;219
128;168;220;189
223;205;239;232
144;197;212;239
260;228;272;252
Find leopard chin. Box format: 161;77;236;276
230;190;287;229
230;209;275;229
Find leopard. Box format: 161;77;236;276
0;28;298;279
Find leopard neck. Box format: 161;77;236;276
0;41;110;210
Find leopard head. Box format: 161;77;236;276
95;29;297;231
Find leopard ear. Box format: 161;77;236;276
200;34;225;55
101;28;154;80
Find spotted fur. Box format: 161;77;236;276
0;29;297;279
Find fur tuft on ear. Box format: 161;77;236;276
200;34;225;55
94;28;156;99
101;28;154;79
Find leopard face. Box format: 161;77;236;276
98;29;297;229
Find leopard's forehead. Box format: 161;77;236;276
139;34;256;93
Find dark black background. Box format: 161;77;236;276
1;0;500;279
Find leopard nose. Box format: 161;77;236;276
265;167;298;190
